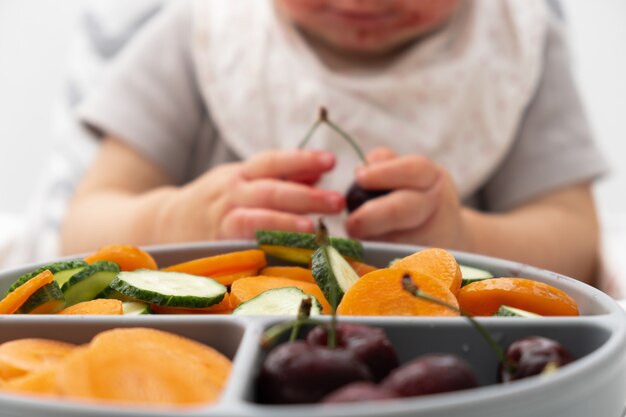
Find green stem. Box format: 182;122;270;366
261;318;325;349
297;119;323;150
289;297;313;342
323;118;367;165
401;275;514;374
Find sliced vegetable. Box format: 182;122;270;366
58;299;123;315
162;249;266;285
390;248;462;296
5;260;87;295
460;265;494;280
0;270;55;314
0;338;76;380
260;266;316;283
256;230;363;264
110;270;227;308
458;278;579;316
494;305;542;318
94;285;136;302
2;368;59;396
122;301;151;315
56;328;232;407
312;244;360;307
337;269;459;317
84;244;157;271
233;287;322;316
230;276;331;314
346;259;378;277
150;293;232;315
61;261;120;307
15;281;65;314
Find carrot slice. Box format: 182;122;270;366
0;339;76;381
260;266;315;283
151;293;233;315
230;276;331;314
163;250;266;282
210;267;259;286
57;328;232;407
0;270;54;314
346;259;378;277
390;248;462;295
458;277;579;316
84;244;157;271
58;299;123;315
337;268;459;316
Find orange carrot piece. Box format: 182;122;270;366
390;248;462;295
337;269;459;317
260;266;316;283
57;328;232;407
458;278;579;316
230;276;331;314
58;299;123;315
346;259;378;277
163;250;266;281
0;339;76;381
210;267;259;286
84;244;157;271
151;293;233;315
0;270;54;315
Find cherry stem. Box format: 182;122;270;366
297;107;368;165
261;317;324;349
401;274;514;374
289;297;313;343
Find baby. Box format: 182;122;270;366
62;0;606;285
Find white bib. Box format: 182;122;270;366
191;0;546;234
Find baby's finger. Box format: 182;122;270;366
366;147;397;164
346;186;442;239
219;208;314;239
356;155;440;191
242;150;335;180
233;179;344;214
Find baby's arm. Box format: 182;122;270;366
61;137;343;254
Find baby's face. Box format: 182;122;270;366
277;0;461;55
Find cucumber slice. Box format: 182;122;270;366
494;305;542;318
6;260;88;295
233;287;322;316
110;270;227;308
95;285;136;302
312;244;360;307
16;281;65;314
122;301;151;315
256;230;363;264
61;261;120;307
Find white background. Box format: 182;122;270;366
0;0;625;215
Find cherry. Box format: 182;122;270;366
346;182;391;213
381;353;479;397
321;381;398;403
500;336;574;382
257;341;372;404
306;323;399;381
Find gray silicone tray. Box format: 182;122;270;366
0;241;625;417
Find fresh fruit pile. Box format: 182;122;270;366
0;226;580;317
0;328;232;407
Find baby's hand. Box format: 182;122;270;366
345;147;471;250
158;149;344;241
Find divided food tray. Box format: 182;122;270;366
0;241;625;417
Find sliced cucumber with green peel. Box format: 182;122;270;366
494;305;542;318
233;287;322;316
61;261;120;307
122;301;151;315
312;244;360;307
6;260;88;295
256;230;363;264
110;270;227;308
460;265;494;287
96;285;136;302
16;282;65;314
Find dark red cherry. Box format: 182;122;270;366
346;182;391;213
257;341;372;404
500;336;574;382
381;353;479;397
322;381;398;403
306;323;399;382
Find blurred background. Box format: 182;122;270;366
0;0;625;269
